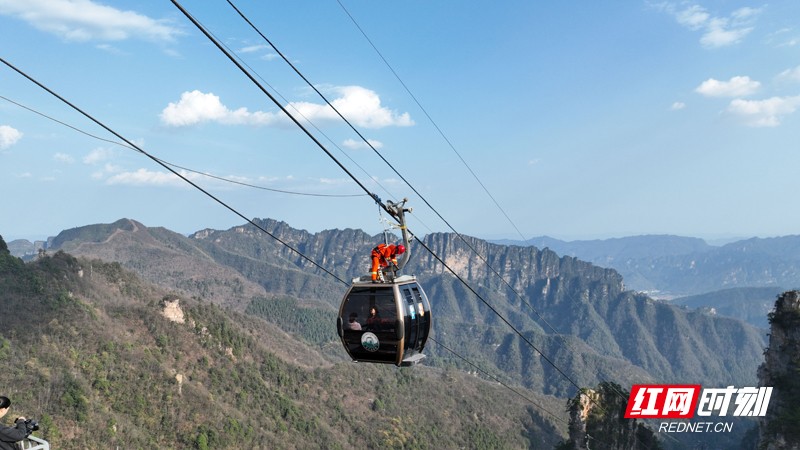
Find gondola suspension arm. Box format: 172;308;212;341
384;198;412;272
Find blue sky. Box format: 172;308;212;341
1;1;799;243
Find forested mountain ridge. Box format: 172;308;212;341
0;234;564;448
44;219;767;399
50;219;271;311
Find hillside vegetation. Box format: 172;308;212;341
0;234;565;448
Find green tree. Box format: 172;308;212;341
196;432;209;450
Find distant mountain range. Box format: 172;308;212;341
16;230;790;329
6;219;775;446
40;220;765;390
7;238;45;258
496;234;800;297
671;287;783;330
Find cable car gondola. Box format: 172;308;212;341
336;200;431;366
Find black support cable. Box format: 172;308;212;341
174;0;600;400
224;0;573;357
169;0;384;208
187;10;436;235
0;57;347;286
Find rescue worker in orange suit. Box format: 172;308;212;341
370;243;406;282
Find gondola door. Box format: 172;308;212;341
398;281;431;362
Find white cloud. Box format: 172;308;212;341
105;168;200;187
237;44;279;60
239;44;268;53
91;162;122;180
695;76;760;97
0;125;22;150
730;7;761;22
765;28;800;47
342;138;384;150
161;87;413;129
53;152;74;163
96;43;123;54
662;3;761;48
675;5;710;30
671;101;686;110
83;147;115;164
318;177;353;185
0;0;181;42
700;18;753;48
727;95;800;127
160;91;283;127
290;86;414;129
777;65;800;83
257;175;295;183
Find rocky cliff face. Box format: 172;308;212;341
559;382;661;450
758;291;800;449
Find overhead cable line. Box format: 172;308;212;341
334;0;530;243
194;20;439;236
172;0;591;396
226;0;592;384
425;337;637;450
0;57;348;286
0;94;365;199
226;0;449;227
224;0;573;358
169;0;385;211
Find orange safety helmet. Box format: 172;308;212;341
396;244;406;254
